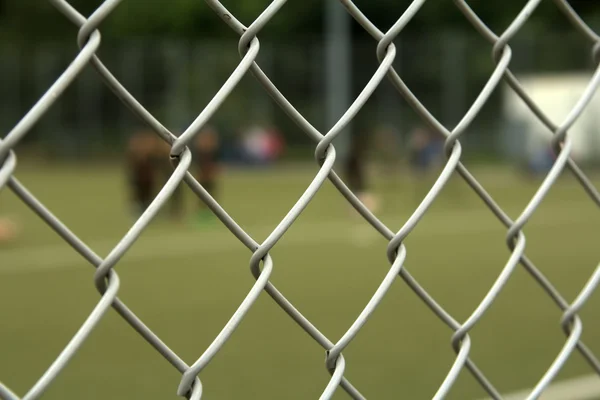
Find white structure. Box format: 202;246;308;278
503;73;600;165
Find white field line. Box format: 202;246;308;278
0;203;595;275
478;373;600;400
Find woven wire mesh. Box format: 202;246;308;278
2;0;600;399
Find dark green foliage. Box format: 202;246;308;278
2;0;599;41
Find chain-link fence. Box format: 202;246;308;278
2;0;600;399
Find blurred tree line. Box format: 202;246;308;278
1;0;599;42
1;0;599;162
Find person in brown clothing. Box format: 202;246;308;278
344;131;379;213
126;127;221;224
126;130;161;218
155;138;185;220
192;126;221;224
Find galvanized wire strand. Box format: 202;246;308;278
0;151;16;190
0;384;18;400
93;149;192;292
23;270;120;400
553;0;600;44
0;31;100;160
528;318;584;400
50;0;177;143
320;354;346;400
325;244;406;371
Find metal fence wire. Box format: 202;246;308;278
2;0;600;399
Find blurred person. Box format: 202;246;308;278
239;124;285;166
192;126;222;225
156;138;185;220
344;131;379;213
408;126;434;174
263;126;285;162
374;125;400;178
126;130;161;218
241;125;264;165
526;145;555;177
407;125;444;202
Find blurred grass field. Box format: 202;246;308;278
1;161;600;400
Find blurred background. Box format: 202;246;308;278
2;1;600;400
2;0;600;166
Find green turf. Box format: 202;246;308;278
1;162;600;399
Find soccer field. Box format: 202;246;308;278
1;162;600;399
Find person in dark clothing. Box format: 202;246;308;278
344;131;378;212
156;138;185;220
346;131;367;194
408;126;443;175
126;130;160;218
